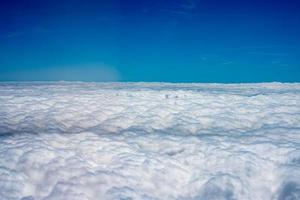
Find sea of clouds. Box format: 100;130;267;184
0;82;300;200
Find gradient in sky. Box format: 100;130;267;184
0;0;300;82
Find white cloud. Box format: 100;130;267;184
0;82;300;199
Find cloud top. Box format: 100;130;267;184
0;82;300;200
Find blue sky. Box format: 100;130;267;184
0;0;299;82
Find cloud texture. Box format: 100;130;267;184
0;82;300;200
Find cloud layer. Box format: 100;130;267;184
0;82;300;200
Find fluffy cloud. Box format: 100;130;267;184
0;82;300;200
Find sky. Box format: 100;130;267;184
0;0;300;83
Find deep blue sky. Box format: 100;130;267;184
0;0;300;82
